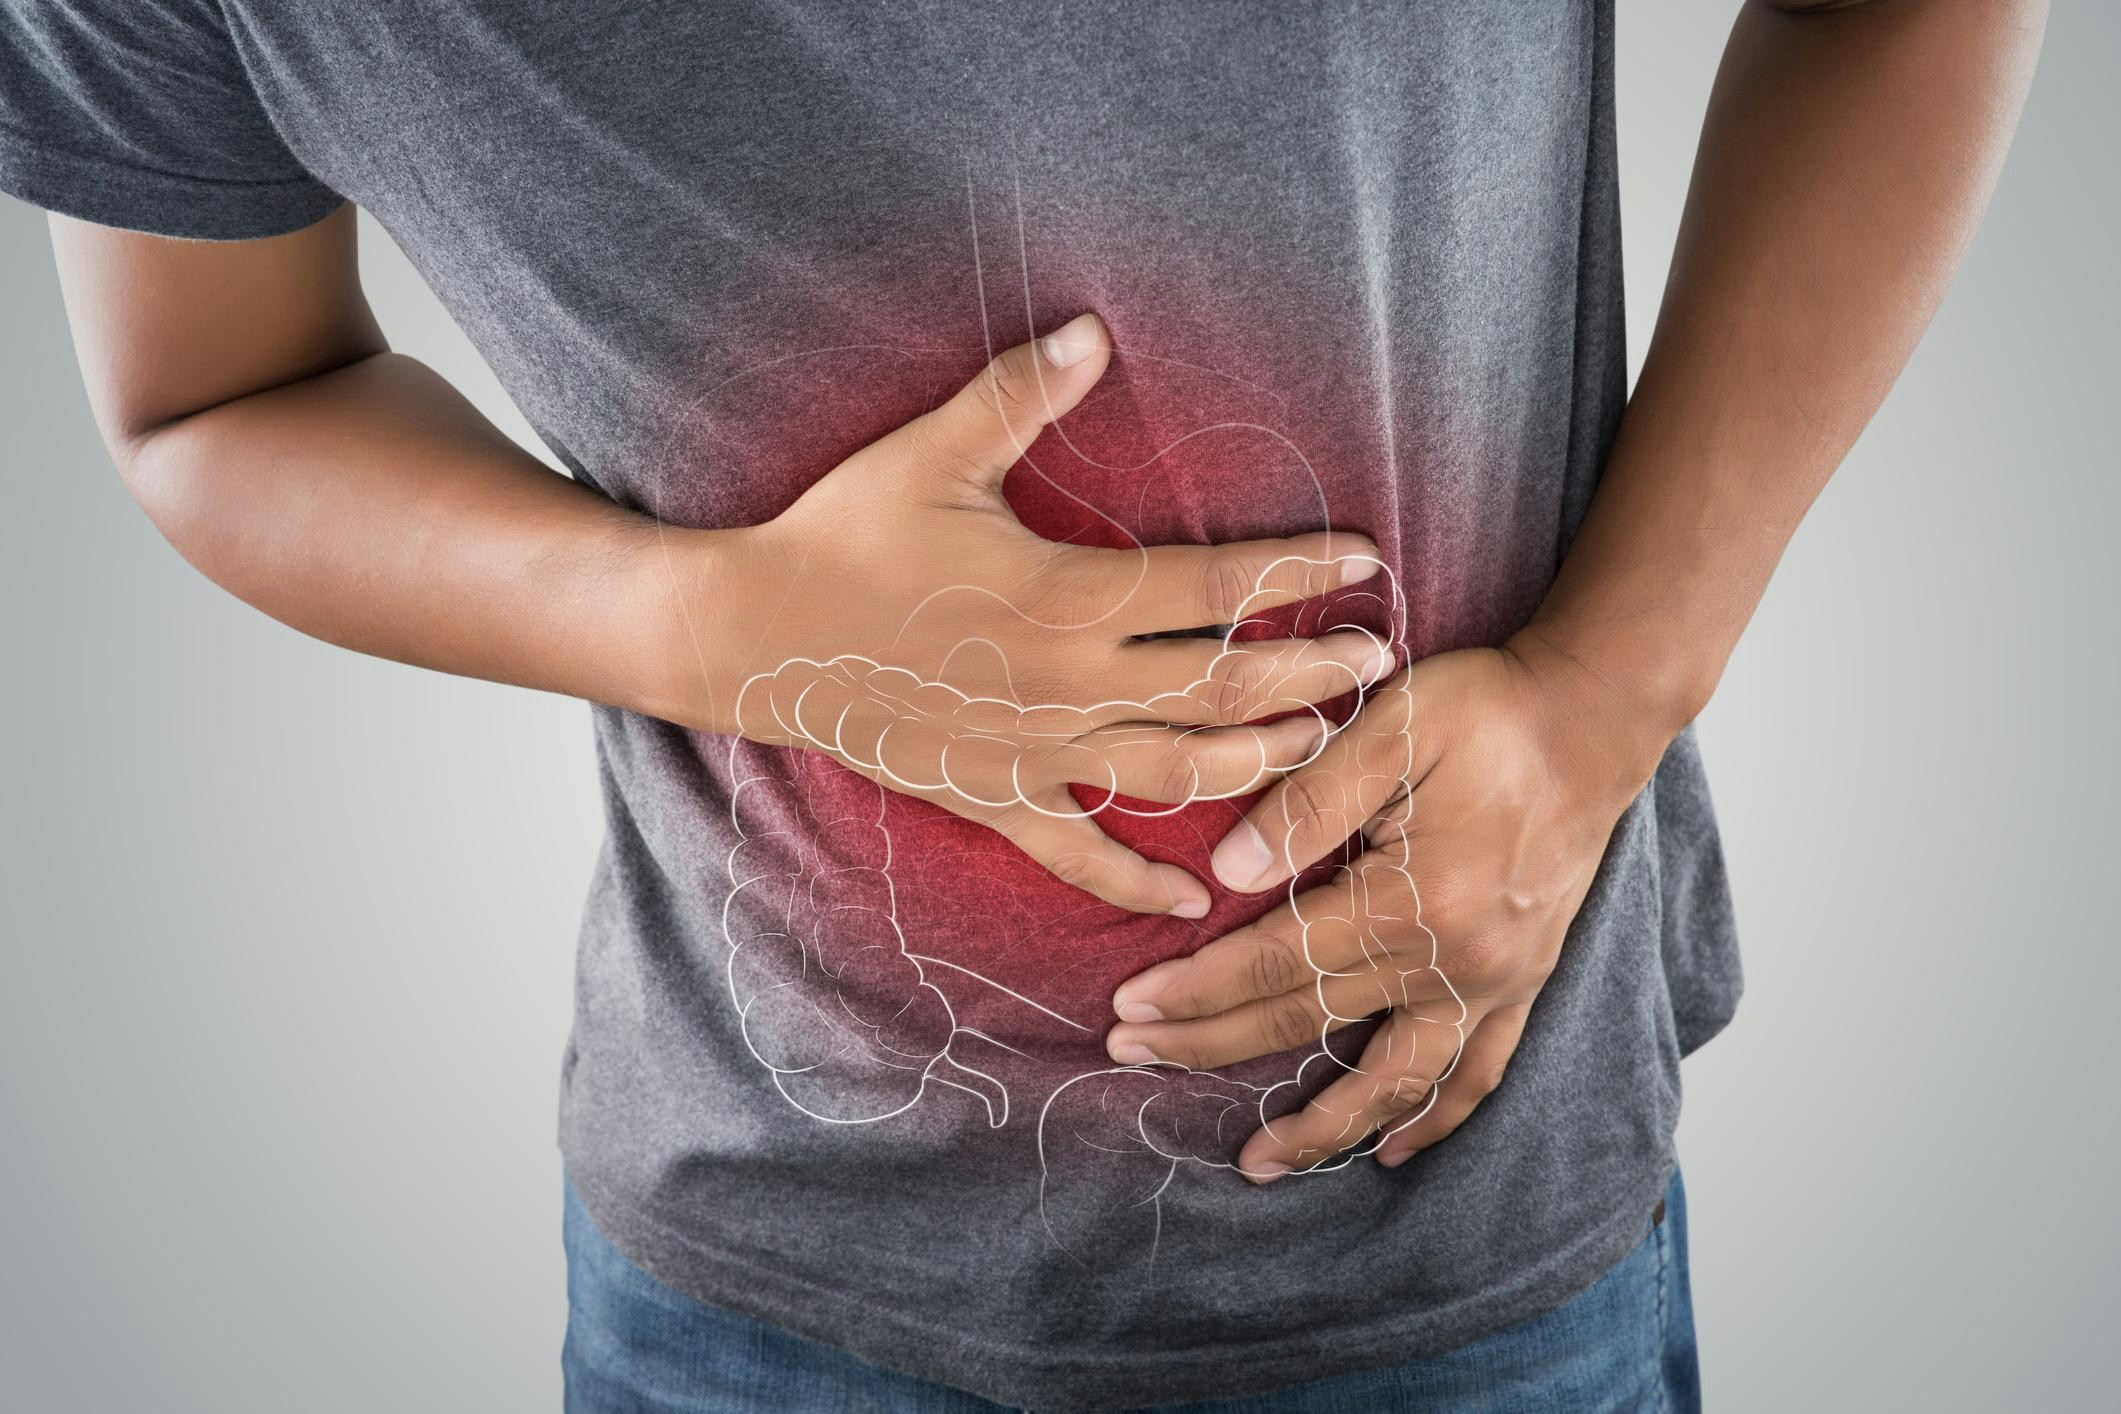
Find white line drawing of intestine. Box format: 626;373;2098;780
720;739;1018;1128
711;558;1465;1268
1034;771;1466;1268
680;167;1463;1264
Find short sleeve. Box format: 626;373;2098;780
0;0;342;240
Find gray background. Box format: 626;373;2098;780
0;3;2110;1409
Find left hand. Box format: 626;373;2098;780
1101;630;1670;1182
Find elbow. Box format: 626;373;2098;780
109;418;221;564
97;345;387;567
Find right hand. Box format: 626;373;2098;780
663;313;1388;918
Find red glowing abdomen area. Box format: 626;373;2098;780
654;293;1399;1053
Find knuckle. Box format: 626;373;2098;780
1152;747;1203;805
1277;769;1346;836
1446;930;1504;987
1465;1060;1511;1097
1199;551;1260;626
974;354;1039;420
1385;1070;1437;1114
1416;875;1463;931
1008;653;1076;710
1044;850;1106;895
1052;546;1128;608
1260;993;1318;1053
1207;647;1274;716
1355;1079;1406;1127
1245;942;1306;999
1019;553;1105;626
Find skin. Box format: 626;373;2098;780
1104;0;2047;1180
50;0;2042;1196
50;233;1386;920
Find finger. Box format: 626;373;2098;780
770;691;1206;919
1106;965;1457;1072
1374;1003;1531;1168
1103;925;1460;1072
1235;1008;1470;1183
1119;630;1393;727
985;790;1212;918
1074;533;1384;636
1359;782;1416;849
873;312;1112;491
1210;668;1416;894
1113;894;1311;1024
1029;713;1328;806
1109;854;1442;1024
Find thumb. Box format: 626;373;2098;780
886;312;1111;493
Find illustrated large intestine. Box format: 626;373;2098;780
721;737;1014;1129
662;174;1458;1263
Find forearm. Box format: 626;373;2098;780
1523;0;2044;758
119;350;724;726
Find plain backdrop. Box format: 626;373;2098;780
1;4;2112;1410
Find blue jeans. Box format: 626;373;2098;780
563;1169;1699;1413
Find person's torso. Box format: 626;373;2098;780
202;5;1727;1406
231;0;1620;1037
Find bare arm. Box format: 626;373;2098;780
1523;0;2050;754
1104;0;2047;1179
51;209;1389;916
52;209;685;717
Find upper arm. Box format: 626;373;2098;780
2;0;377;457
48;206;385;459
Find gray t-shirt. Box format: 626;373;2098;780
1;2;1741;1407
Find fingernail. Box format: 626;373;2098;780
1337;551;1380;586
1110;1040;1159;1066
1363;644;1396;684
1040;312;1102;368
1378;1149;1413;1170
1168;893;1210;920
1114;998;1163;1024
1245;1162;1291;1185
1211;819;1274;891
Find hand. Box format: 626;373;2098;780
654;313;1392;918
1100;629;1669;1177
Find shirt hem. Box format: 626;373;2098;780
0;124;344;240
562;1148;1679;1412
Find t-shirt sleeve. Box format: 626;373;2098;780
0;0;343;240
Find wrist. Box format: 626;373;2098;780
617;520;767;736
1503;619;1709;797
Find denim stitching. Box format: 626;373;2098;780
1652;1207;1672;1414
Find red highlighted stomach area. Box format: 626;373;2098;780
663;295;1402;1076
717;725;1370;1085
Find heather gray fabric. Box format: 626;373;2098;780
0;3;1741;1408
